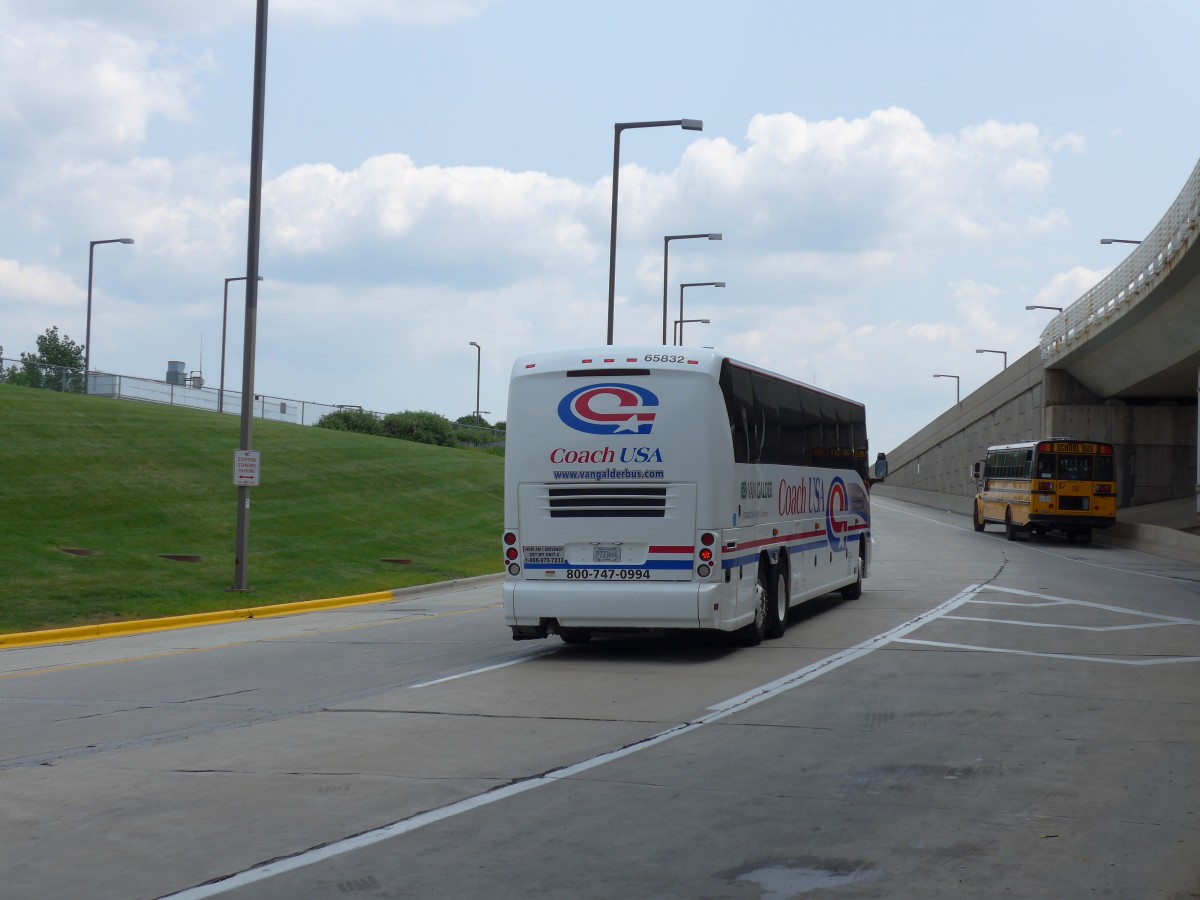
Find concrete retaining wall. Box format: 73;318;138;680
883;347;1197;509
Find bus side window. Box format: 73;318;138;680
1036;453;1055;479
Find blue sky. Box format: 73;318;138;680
2;0;1198;453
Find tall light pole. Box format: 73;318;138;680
220;276;262;414
677;281;724;345
469;341;481;420
976;348;1008;369
674;317;710;345
933;373;960;404
662;233;721;344
83;237;134;393
232;0;268;593
606;118;703;345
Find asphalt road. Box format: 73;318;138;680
2;497;1197;899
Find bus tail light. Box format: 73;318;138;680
1094;483;1114;495
503;531;520;575
697;532;718;578
1037;481;1054;492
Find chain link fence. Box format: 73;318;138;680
1;358;505;446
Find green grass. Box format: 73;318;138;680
0;385;504;633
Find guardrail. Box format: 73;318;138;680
1040;157;1200;364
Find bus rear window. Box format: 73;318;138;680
1057;455;1093;481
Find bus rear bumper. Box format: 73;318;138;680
504;580;726;634
1028;515;1116;529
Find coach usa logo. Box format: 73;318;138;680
557;383;659;435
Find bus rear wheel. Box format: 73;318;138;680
1004;508;1021;542
1067;527;1093;544
559;628;593;644
765;568;789;638
737;579;769;646
841;559;863;600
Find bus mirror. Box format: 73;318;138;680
873;453;888;481
971;461;982;481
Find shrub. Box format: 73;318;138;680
382;410;457;447
315;408;384;435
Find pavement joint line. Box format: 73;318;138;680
0;573;505;650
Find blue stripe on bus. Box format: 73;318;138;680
722;533;863;569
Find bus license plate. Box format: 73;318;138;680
593;545;622;563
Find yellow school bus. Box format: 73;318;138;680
972;439;1117;543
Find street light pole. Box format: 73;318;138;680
221;276;262;414
662;233;721;345
83;237;134;393
674;317;711;345
976;348;1008;369
469;341;481;420
606;118;703;345
933;373;960;404
677;281;725;345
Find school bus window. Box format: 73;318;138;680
1036;453;1055;479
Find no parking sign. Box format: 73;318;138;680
233;450;260;487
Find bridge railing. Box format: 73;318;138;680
1040;158;1200;364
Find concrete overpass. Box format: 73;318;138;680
883;157;1200;524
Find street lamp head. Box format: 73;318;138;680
1100;238;1141;245
469;341;480;349
714;282;726;288
708;233;722;240
680;119;703;131
118;238;134;244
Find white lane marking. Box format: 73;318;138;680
406;650;555;689
706;584;982;712
971;585;1200;625
942;615;1180;632
160;585;987;899
894;638;1200;666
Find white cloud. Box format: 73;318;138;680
0;17;197;175
273;0;492;26
1033;265;1112;309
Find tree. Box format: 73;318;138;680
455;413;491;428
3;327;86;392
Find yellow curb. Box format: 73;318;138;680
0;590;396;650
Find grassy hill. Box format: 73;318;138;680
0;385;504;633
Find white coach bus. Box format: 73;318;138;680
501;347;884;644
